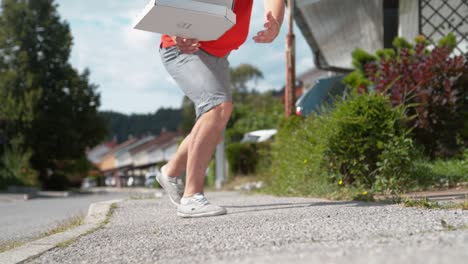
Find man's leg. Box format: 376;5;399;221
164;134;191;177
164;121;225;178
184;102;232;197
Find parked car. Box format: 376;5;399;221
105;176;116;186
81;177;97;189
295;75;347;117
127;176;145;187
241;129;277;143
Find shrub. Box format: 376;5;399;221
226;142;270;176
324;93;416;192
58;158;94;188
44;172;70;191
226;92;283;143
0;136;38;189
346;34;468;159
265;93;417;196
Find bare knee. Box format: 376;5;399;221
211;102;233;125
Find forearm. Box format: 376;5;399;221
264;0;285;27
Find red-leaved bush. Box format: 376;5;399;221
356;36;468;158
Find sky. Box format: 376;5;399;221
56;0;314;114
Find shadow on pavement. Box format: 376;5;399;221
224;200;390;215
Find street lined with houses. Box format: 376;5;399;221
26;192;468;264
87;132;182;188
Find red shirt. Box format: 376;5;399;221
161;0;254;57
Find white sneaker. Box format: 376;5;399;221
156;165;184;206
177;193;227;218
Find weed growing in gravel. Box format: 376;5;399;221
42;214;85;237
403;198;440;209
403;198;468;210
103;203;117;226
0;240;27;253
440;219;456;231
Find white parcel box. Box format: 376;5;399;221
134;0;236;41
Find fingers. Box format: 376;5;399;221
252;27;276;43
253;11;280;43
253;31;273;43
174;37;200;54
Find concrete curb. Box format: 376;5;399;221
0;199;124;264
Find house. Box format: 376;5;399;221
86;140;118;165
98;137;138;172
146;134;180;165
96;137;138;187
273;68;335;101
130;131;182;178
114;136;155;168
90;132;182;187
293;0;468;71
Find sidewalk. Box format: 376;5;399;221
0;187;159;202
26;192;468;264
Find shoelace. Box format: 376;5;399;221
193;195;209;206
168;177;184;194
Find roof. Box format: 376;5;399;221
87;140;117;154
115;136;155;158
293;0;384;71
101;137;138;159
130;132;181;155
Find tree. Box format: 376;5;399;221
100;108;182;142
179;96;196;135
226;92;283;143
0;0;107;188
230;64;263;102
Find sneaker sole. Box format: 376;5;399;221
156;174;180;207
177;209;227;218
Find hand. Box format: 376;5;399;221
253;11;280;44
173;36;200;54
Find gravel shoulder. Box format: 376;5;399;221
27;192;468;264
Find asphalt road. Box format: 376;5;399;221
0;192;132;246
26;192;468;264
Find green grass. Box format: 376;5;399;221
403;198;440;209
102;203;117;226
412;151;468;190
403;197;468;210
261;149;468;201
42;214;85;237
0;240;27;253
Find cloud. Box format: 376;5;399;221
57;0;314;114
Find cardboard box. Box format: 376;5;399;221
133;0;236;41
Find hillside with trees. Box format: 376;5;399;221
100;108;182;143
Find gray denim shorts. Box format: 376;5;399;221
159;45;232;120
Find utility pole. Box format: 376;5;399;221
285;0;296;117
